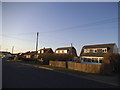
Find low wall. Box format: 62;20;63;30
49;61;102;73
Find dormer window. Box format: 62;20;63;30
58;51;60;53
56;50;60;53
93;49;97;53
38;51;40;53
102;48;107;53
94;50;97;53
41;50;44;53
84;49;90;53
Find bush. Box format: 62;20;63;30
110;53;120;73
100;52;120;74
38;53;74;64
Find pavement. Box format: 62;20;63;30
16;60;120;87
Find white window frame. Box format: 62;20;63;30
80;56;103;64
84;49;90;53
38;51;40;53
93;49;98;53
64;50;68;53
102;48;107;53
56;50;59;53
41;50;44;53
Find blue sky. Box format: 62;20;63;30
2;2;118;55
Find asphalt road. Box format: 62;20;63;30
2;59;119;88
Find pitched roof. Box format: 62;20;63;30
0;51;11;54
56;47;75;50
80;43;117;57
39;48;52;51
83;43;116;48
38;48;54;53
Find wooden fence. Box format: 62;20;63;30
49;61;102;73
49;61;66;68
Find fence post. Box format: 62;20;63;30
65;61;68;68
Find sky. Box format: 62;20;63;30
1;2;118;56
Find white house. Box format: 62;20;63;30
80;43;118;64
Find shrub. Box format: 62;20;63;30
38;53;74;64
100;52;120;74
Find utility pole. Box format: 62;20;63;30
36;32;39;60
12;46;14;54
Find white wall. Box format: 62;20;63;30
55;50;67;54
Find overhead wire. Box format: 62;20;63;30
1;17;118;43
1;34;34;42
38;17;118;33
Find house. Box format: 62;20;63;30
0;51;11;58
38;48;54;54
24;51;31;59
55;47;77;57
80;43;118;64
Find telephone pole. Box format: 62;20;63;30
12;46;14;54
36;32;39;60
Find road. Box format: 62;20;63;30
2;59;118;88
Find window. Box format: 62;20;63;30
91;58;98;63
88;58;91;62
26;55;31;58
58;51;60;53
94;60;98;63
92;59;94;62
84;58;88;62
34;55;39;58
99;58;103;63
56;51;58;53
41;50;44;53
64;50;67;53
99;60;102;63
81;57;103;63
93;49;97;53
84;49;90;53
102;48;107;53
38;51;40;53
84;49;87;53
62;50;64;53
